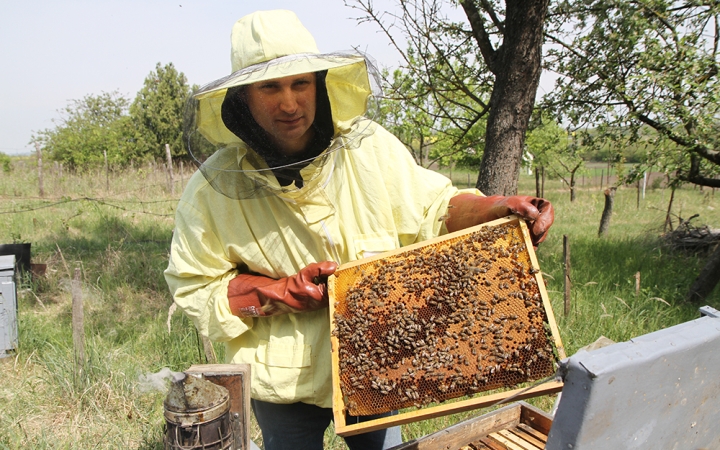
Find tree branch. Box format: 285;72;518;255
459;0;498;73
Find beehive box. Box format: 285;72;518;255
391;401;553;450
329;216;565;436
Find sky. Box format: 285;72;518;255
0;0;413;155
0;1;555;156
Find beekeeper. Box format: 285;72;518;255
165;9;554;450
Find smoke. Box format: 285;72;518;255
137;367;185;393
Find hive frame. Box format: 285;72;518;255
329;215;565;437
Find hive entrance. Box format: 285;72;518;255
330;217;562;418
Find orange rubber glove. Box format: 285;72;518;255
445;194;554;245
228;261;338;317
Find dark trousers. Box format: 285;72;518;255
251;399;403;450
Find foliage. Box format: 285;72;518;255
0;151;12;172
376;67;438;168
526;118;589;201
545;0;720;188
130;62;192;161
526;117;571;169
377;62;487;170
347;0;549;195
30;62;193;170
30;91;136;168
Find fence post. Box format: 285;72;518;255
165;144;175;195
642;172;647;199
35;142;44;198
664;187;676;232
104;149;109;192
202;335;218;364
563;235;571;317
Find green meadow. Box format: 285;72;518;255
0;160;717;448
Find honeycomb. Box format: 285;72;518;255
330;218;559;417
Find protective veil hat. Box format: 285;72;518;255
191;10;379;148
185;10;381;199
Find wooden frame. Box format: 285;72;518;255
329;216;565;436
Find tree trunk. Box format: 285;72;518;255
598;187;617;237
535;167;541;198
686;243;720;303
470;0;549;196
570;171;576;202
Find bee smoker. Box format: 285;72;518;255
164;372;234;450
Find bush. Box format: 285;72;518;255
0;152;12;172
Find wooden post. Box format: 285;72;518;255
607;159;611;185
104;149;109;192
636;178;641;209
71;268;85;384
634;271;641;296
563;235;571;317
180;160;185;191
598;187;617;237
165;144;175;195
202;335;218;364
35;142;44;198
642;172;647;199
664;187;676;232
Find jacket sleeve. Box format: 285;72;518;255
164;197;253;342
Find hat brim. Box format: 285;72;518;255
195;52;367;100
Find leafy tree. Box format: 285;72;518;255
31;91;135;168
130;62;191;160
347;0;549;195
527;119;578;201
377;67;438;168
378;62;487;170
545;0;720;302
545;0;720;189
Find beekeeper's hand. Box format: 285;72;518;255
228;261;338;317
445;194;554;245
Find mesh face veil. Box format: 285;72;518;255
183;10;383;199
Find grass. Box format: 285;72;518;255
0;161;718;448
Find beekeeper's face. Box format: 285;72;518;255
245;73;317;155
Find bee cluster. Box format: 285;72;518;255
331;221;558;417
